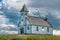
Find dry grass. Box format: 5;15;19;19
0;34;60;40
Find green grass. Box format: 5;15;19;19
0;34;60;40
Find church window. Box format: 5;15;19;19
42;27;44;29
36;26;39;31
47;27;49;32
21;19;23;21
21;13;23;15
42;27;44;31
27;26;29;30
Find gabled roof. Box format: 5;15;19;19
27;16;52;27
20;4;29;12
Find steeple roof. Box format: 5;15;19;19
20;4;29;12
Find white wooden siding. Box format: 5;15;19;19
31;25;53;34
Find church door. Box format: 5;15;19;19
20;27;24;34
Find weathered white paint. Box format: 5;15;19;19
26;26;31;34
19;18;53;34
31;25;53;34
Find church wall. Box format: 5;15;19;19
24;19;31;34
19;18;53;34
25;25;31;34
25;19;31;34
31;25;53;34
43;27;53;34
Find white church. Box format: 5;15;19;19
18;5;53;34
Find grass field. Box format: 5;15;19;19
0;34;60;40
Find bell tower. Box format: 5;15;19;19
20;4;29;15
20;4;29;26
18;4;29;34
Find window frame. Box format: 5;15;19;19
27;25;30;30
36;26;39;31
42;27;44;31
42;27;44;29
47;27;49;32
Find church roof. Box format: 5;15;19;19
20;4;29;12
27;16;52;27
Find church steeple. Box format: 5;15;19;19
18;4;29;34
20;4;29;13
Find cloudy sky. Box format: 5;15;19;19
0;0;60;34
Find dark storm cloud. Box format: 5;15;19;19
29;0;60;9
1;6;21;25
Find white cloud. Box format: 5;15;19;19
2;0;60;19
29;7;60;19
0;23;18;34
0;30;18;34
53;30;60;36
2;0;49;17
50;10;60;19
0;2;2;9
7;23;17;28
0;12;19;34
3;0;31;11
7;31;18;34
0;14;9;24
0;23;18;30
28;7;49;17
0;11;3;13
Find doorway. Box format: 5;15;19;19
20;27;24;34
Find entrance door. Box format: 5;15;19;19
20;27;24;34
